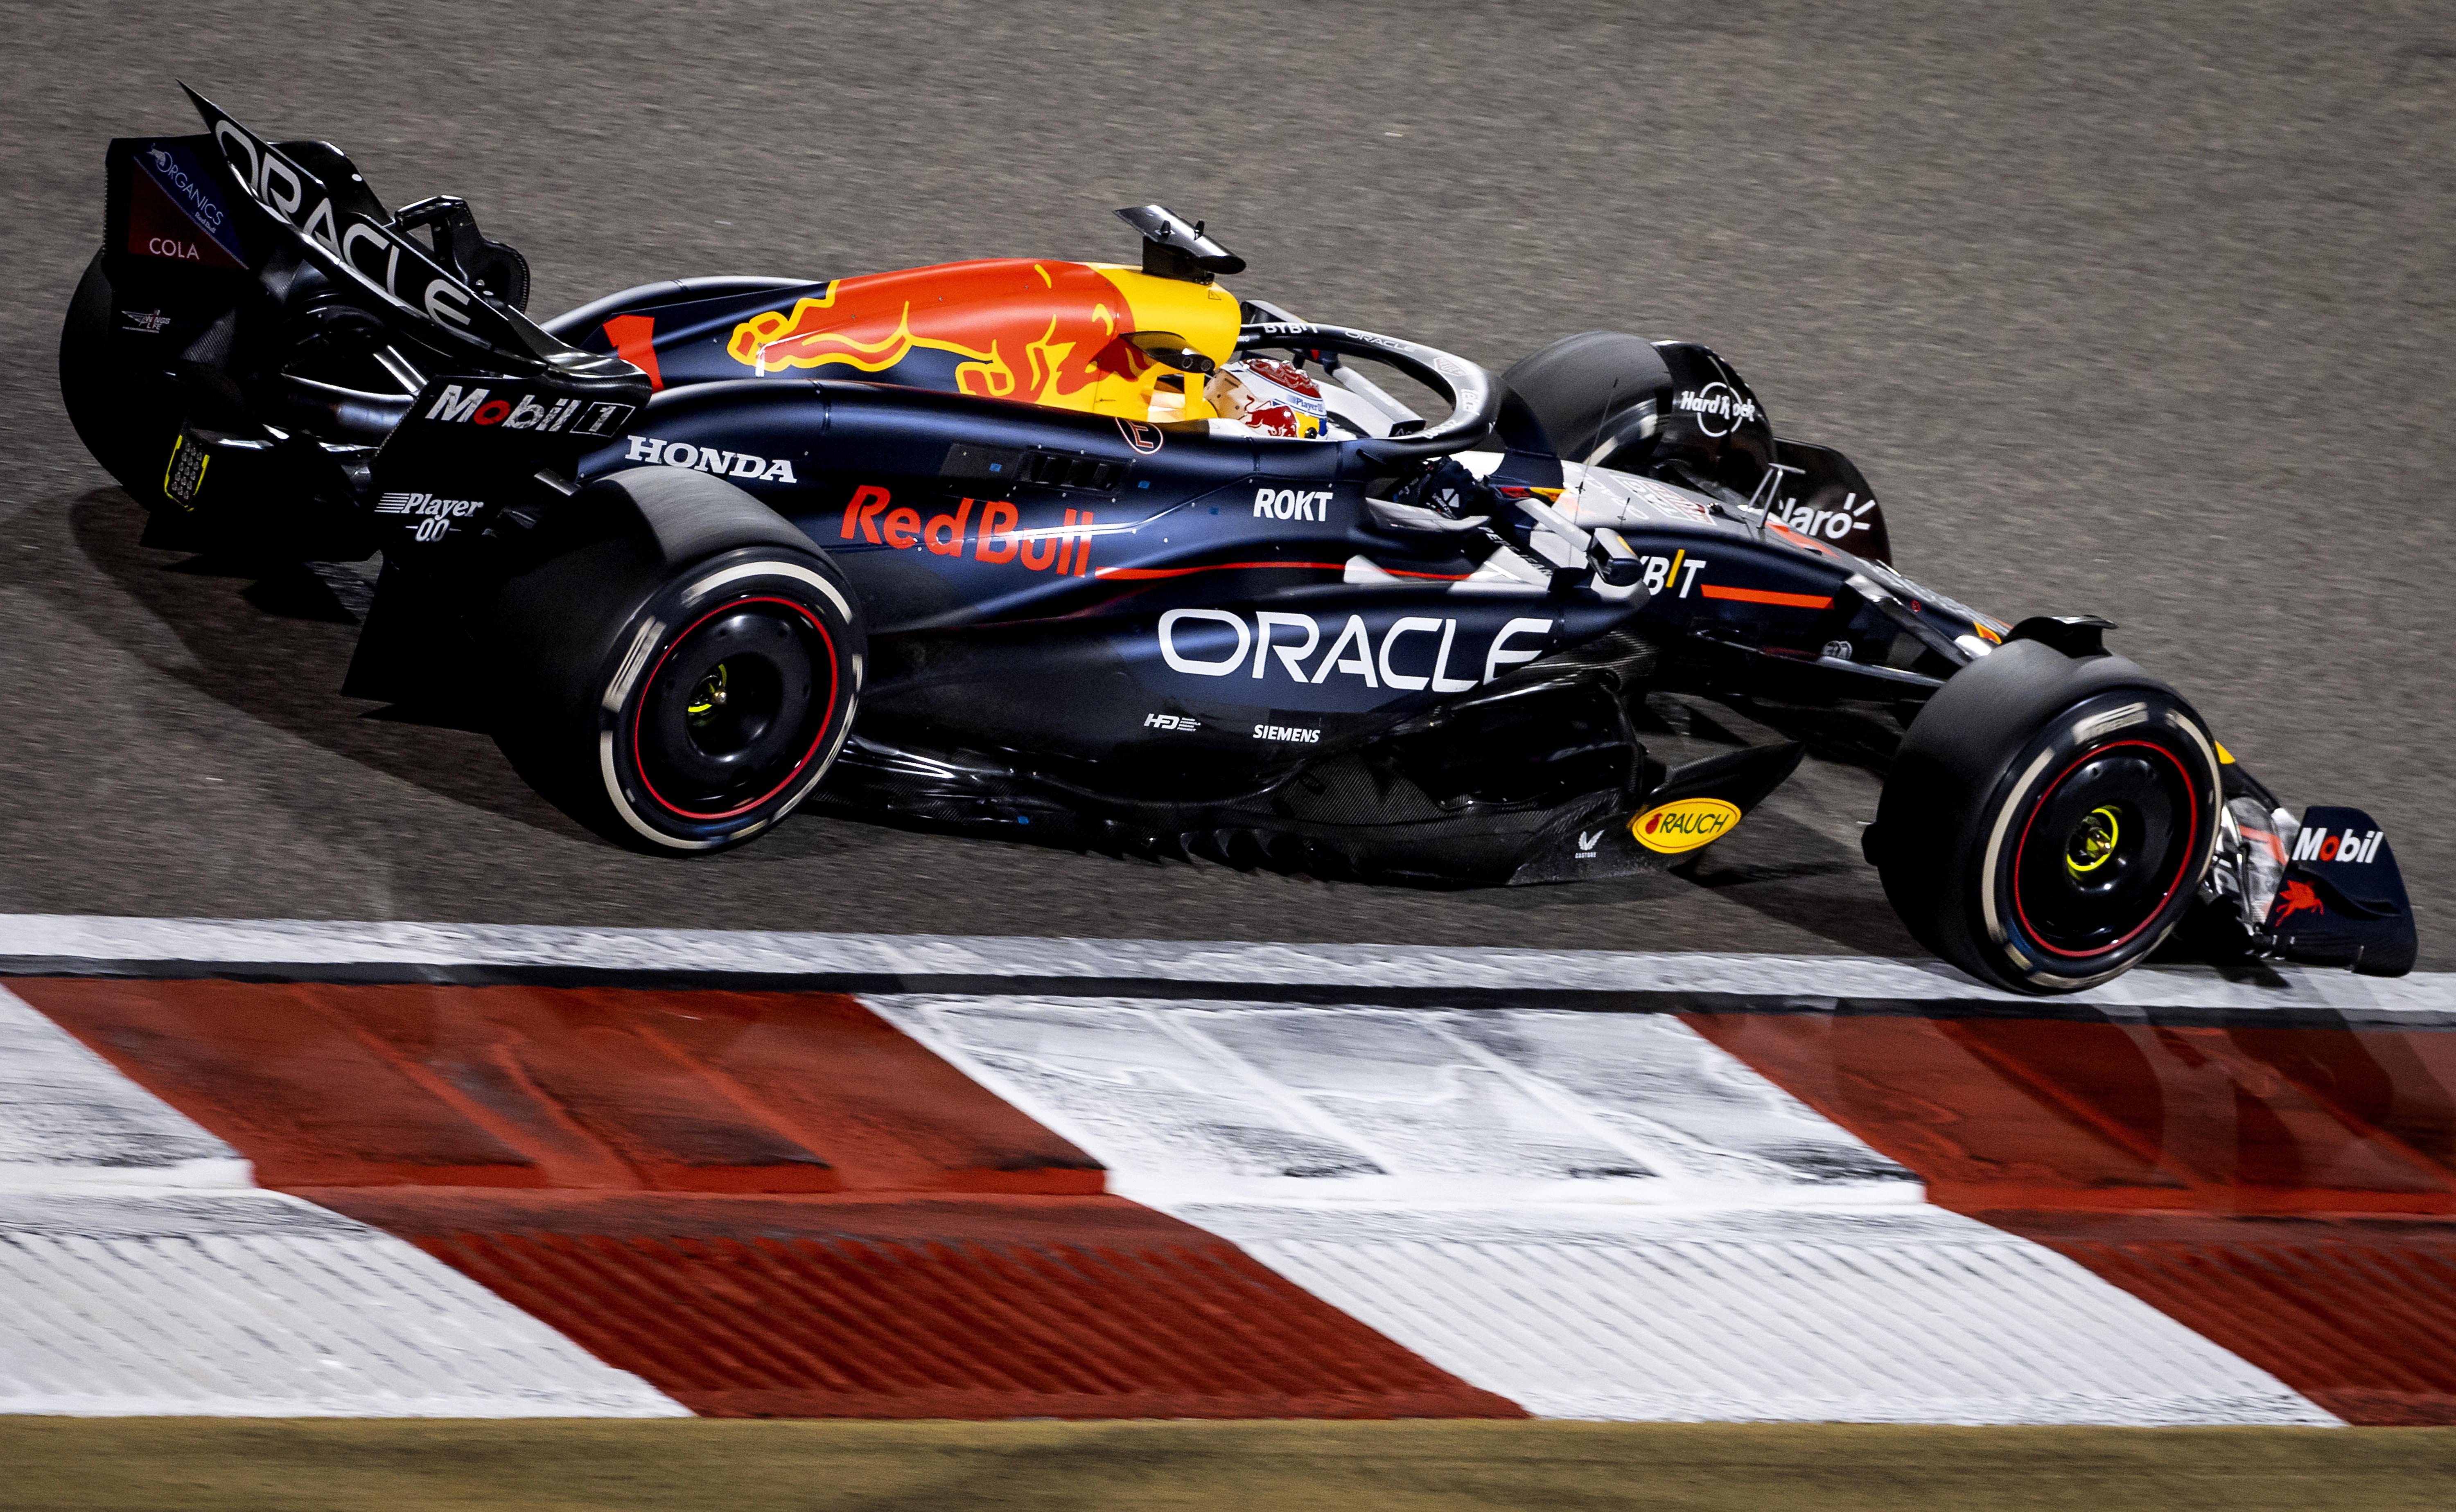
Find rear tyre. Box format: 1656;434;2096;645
495;482;863;854
60;252;184;506
1872;640;2222;993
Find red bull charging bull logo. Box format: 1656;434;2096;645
727;259;1151;411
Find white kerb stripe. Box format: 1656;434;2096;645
0;986;686;1417
0;916;2447;1017
869;995;2334;1426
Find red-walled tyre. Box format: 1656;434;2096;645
1871;636;2222;993
496;476;863;853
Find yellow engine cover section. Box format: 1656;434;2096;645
724;259;1239;422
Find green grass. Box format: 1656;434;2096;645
7;1419;2455;1511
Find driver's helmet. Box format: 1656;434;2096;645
1206;357;1327;439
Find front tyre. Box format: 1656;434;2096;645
1872;640;2222;993
501;523;863;854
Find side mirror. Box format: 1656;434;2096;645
1115;205;1246;283
1126;331;1217;375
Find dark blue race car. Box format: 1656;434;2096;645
55;89;2419;993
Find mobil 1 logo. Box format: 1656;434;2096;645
419;382;634;437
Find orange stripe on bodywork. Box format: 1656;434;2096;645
1092;562;1472;583
1768;522;1840;556
1699;584;1835;609
602;314;664;392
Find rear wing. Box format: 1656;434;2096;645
107;89;650;564
180;86;577;375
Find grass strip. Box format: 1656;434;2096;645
6;1418;2454;1512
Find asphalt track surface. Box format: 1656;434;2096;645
1;2;2449;966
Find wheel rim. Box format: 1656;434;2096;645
2011;739;2199;959
2065;805;2122;875
630;596;837;822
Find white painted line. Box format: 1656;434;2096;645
1;913;2449;1018
0;987;686;1418
870;995;2335;1426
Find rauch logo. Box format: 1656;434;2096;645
1631;797;1742;854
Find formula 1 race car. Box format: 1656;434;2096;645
56;89;2420;992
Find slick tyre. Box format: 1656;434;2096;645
1871;639;2222;994
60;252;183;507
496;481;862;854
1500;331;1673;465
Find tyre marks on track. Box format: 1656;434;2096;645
872;996;2331;1426
7;978;1518;1420
18;980;1100;1195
